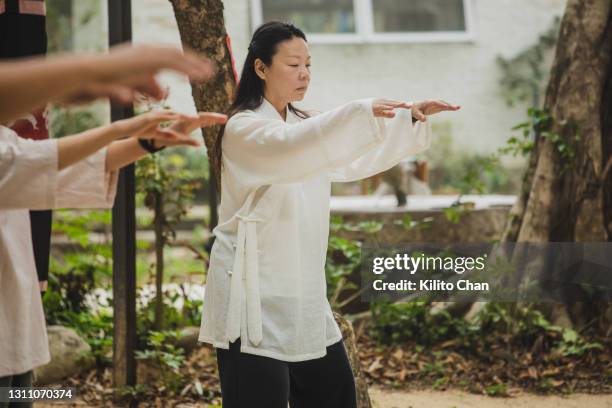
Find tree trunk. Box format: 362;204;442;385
169;0;237;228
153;190;165;331
502;0;612;328
335;313;373;408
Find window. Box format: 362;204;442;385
260;0;356;34
372;0;466;33
250;0;475;43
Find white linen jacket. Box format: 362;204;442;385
198;98;431;362
0;126;118;376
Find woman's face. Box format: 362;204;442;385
257;37;311;105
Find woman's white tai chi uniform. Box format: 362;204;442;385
198;98;431;361
0;126;118;377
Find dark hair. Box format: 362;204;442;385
211;21;310;185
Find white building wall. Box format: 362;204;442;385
131;0;566;156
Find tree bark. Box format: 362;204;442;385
169;0;237;227
335;312;373;408
501;0;612;327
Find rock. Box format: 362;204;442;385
174;326;201;354
34;326;94;385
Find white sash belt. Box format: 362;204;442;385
225;213;263;346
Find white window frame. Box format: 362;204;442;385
250;0;477;44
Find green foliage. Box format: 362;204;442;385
554;328;603;357
326;235;362;309
135;330;186;393
47;210;112;305
497;17;560;107
118;384;150;401
136;147;201;330
393;214;434;231
136;152;201;242
327;216;393;310
330;215;383;234
455;155;501;195
502;107;580;171
485;382;508;397
427;133;516;196
136;288;203;339
45;0;73;52
52;210;112;264
442;205;472;224
496;17;579;174
45;209;115;364
47;105;103;138
44;282;114;365
370;301;602;358
370;301;479;346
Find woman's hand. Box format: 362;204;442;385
161;112;228;147
85;44;216;102
372;99;412;119
372;99;460;122
112;110;226;148
412;100;461;122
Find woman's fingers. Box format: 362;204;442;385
373;105;396;118
154;128;201;146
413;100;461;117
160;138;201;148
386;101;412;110
168;112;227;134
373;98;459;121
373;99;415;119
197;112;229;126
412;107;427;122
439;100;461;110
127;110;226;142
432;101;458;112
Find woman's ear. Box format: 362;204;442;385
254;58;266;81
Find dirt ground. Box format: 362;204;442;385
368;387;612;408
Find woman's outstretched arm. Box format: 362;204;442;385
223;98;458;186
330;99;460;182
0;44;214;123
56;110;189;171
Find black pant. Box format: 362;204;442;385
0;371;33;408
216;338;357;408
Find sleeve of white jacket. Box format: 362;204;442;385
0;127;118;210
0;130;59;210
329;107;432;182
54;148;118;209
222;98;386;186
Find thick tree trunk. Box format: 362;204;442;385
501;0;612;327
335;313;373;408
169;0;237;227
